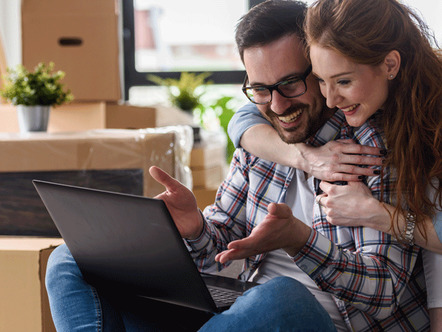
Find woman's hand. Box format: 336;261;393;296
300;139;384;182
318;181;442;253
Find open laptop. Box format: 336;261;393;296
33;180;258;313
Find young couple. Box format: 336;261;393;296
46;0;441;331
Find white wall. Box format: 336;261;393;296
0;0;21;67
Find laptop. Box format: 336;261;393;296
33;180;258;313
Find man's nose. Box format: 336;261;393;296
271;90;292;114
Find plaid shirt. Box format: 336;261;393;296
188;110;428;331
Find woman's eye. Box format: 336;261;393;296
338;80;351;85
315;77;325;84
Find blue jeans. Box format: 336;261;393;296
46;244;336;331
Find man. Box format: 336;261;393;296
46;1;428;331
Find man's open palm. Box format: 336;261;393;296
149;166;203;239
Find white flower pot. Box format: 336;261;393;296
17;105;51;133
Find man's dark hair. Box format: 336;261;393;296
235;0;308;62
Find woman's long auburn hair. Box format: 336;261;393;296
306;0;441;239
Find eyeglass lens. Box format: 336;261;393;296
245;79;306;104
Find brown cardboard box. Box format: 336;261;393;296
191;165;224;189
194;187;218;211
50;102;157;132
0;103;156;133
0;130;180;236
190;145;226;168
0;236;64;332
21;0;121;101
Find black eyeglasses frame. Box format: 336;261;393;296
242;65;312;105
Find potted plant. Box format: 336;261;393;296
1;62;73;133
148;72;212;113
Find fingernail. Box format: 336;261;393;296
380;149;387;155
358;175;365;180
373;170;381;175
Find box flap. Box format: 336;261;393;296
40;246;59;332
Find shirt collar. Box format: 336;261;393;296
306;110;348;147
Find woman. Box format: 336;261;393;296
228;0;441;329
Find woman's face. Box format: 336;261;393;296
309;44;390;127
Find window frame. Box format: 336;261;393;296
121;0;265;100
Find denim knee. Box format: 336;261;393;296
199;276;336;332
45;244;81;294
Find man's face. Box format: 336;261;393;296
243;35;325;144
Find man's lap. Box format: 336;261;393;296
46;244;335;331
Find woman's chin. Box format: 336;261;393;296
344;116;367;128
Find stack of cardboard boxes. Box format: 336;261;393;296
0;2;194;331
0;0;159;133
191;130;227;210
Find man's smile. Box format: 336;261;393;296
278;108;304;124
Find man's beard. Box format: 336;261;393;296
264;104;317;145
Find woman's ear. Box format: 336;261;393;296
384;50;401;80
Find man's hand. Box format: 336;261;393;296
215;203;311;264
149;166;204;239
317;181;383;229
302;139;384;182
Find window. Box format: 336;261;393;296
122;0;441;104
122;0;265;101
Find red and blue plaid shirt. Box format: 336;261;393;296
188;110;428;331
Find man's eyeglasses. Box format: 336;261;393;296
242;65;312;105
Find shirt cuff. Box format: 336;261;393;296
291;229;336;278
185;214;211;252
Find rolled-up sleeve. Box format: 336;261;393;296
227;103;271;148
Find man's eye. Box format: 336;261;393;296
281;78;301;87
252;87;268;93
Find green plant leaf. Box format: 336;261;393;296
0;62;73;106
147;72;212;112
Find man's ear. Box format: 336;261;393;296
384;50;401;80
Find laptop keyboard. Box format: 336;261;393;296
207;285;243;307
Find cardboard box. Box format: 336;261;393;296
190;145;226;168
191;165;224;189
21;0;121;101
0;237;64;332
194;187;218;211
190;130;227;169
50;102;157;132
0;129;182;236
0;103;156;133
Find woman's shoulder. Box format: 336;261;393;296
354;111;386;148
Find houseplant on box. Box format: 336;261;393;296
0;62;73;133
148;72;212;113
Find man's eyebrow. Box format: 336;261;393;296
249;72;306;86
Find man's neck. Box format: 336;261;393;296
315;107;336;134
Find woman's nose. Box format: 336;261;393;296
324;86;341;109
